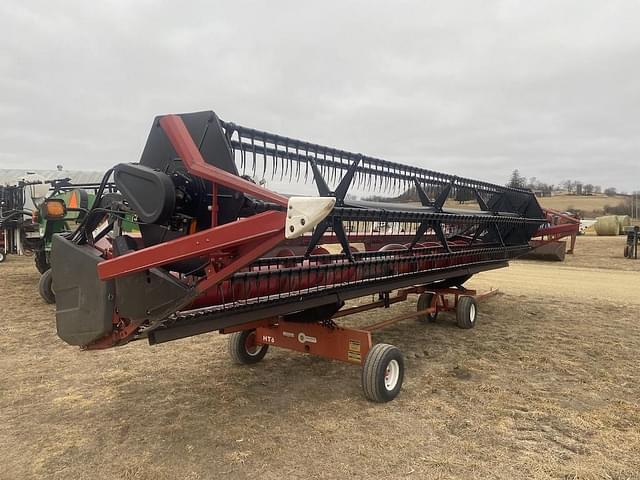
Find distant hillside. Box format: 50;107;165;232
536;194;631;218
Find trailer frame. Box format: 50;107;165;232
220;286;498;402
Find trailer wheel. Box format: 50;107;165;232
416;292;437;323
0;249;5;263
38;269;55;304
456;296;477;329
362;343;404;403
624;245;629;258
228;330;269;365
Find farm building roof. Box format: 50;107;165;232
0;169;106;186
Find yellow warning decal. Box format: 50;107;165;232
347;339;361;362
348;351;361;363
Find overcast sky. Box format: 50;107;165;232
1;1;639;192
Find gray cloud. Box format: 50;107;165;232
1;0;639;191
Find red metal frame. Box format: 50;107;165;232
256;322;373;365
85;313;141;350
533;208;580;254
159;115;288;207
98;210;286;280
194;232;284;294
97;115;291;284
232;288;499;366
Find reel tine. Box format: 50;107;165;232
261;138;268;181
331;152;337;184
279;141;286;181
251;136;257;177
274;136;281;180
322;150;338;183
295;145;301;181
270;137;276;180
282;140;288;180
287;142;293;181
238;130;245;174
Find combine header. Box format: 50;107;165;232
51;111;545;402
526;208;580;261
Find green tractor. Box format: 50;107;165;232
35;181;137;303
35;188;95;303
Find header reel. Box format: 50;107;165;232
51;110;545;350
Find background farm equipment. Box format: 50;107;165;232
624;225;639;259
33;179;134;303
524;209;580;261
0;175;130;302
51;110;546;401
0;178;48;262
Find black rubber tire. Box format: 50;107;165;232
361;343;404;403
624;245;629;258
416;292;438;323
456;296;477;329
0;249;5;263
228;330;269;365
38;269;55;304
34;250;50;274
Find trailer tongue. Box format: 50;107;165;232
51;110;545;401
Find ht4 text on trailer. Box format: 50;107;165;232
51;111;546;402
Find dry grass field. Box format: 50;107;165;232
1;235;639;480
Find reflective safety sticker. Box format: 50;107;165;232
348;339;362;362
297;333;317;344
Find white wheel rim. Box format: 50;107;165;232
384;359;400;391
469;303;476;323
244;332;262;356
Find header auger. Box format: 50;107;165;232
51;110;546;401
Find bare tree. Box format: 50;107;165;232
563;179;575;194
507;169;526;189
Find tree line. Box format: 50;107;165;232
507;169;618;196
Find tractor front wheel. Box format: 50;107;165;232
35;250;49;274
38;269;55;304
